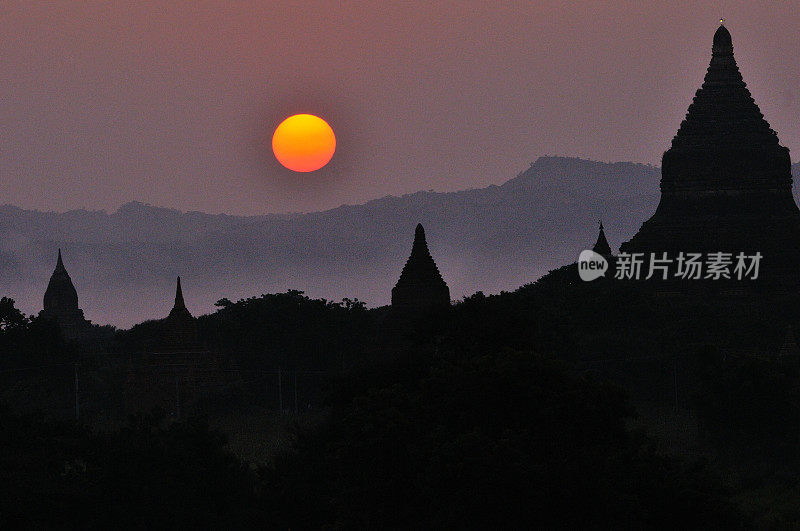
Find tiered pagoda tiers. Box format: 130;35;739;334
39;249;90;340
621;24;800;289
391;224;451;314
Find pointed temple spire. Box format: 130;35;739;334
391;224;450;314
44;249;79;313
174;276;186;310
40;249;89;339
55;248;65;271
666;23;781;157
712;22;732;56
620;24;800;289
592;221;612;257
167;276;193;320
163;276;198;351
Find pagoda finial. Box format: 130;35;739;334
712;23;733;56
415;223;426;241
56;248;64;270
411;223;432;258
174;276;186;310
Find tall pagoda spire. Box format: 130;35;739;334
55;248;65;271
163;276;198;350
391;224;450;313
592;221;612;258
620;24;800;289
173;276;186;311
167;276;193;321
665;23;783;161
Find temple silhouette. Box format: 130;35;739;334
620;24;800;289
33;24;800;355
593;221;613;261
391;223;451;314
39;249;90;340
162;276;201;351
124;277;223;417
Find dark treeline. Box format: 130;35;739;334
2;271;800;527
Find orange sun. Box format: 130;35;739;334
271;114;336;172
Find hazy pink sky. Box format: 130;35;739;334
1;2;799;215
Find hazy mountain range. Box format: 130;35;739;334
3;156;799;328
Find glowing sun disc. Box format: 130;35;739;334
271;114;336;172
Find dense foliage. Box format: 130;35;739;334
262;350;742;528
0;409;260;528
4;275;800;526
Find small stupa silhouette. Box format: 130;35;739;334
592;221;613;259
161;276;199;350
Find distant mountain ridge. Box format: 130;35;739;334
2;156;799;327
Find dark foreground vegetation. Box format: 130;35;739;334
2;271;800;527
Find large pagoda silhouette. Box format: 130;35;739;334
620;24;800;289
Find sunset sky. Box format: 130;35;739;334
1;2;799;215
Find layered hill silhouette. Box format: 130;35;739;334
3;156;799;327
